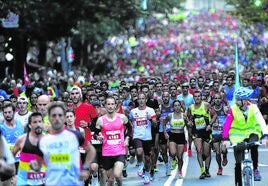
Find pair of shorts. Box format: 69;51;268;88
92;144;103;167
169;132;185;145
212;134;222;143
192;129;211;143
102;155;125;170
159;132;168;145
133;139;152;156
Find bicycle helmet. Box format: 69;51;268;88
234;87;253;100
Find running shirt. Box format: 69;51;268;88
170;113;185;131
17;133;46;186
159;104;173;132
39;129;82;186
0;120;24;162
224;85;235;103
190;102;210;131
74;103;97;146
212;106;226;136
14;111;33;128
249;86;260;104
101;114;125;156
176;94;194;109
130;106;156;140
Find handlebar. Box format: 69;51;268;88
230;141;262;149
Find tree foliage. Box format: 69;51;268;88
225;0;268;23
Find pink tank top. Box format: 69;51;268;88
101;113;126;156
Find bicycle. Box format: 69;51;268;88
231;141;261;186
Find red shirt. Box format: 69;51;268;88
74;103;97;146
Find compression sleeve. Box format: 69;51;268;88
93;128;101;140
222;109;234;139
125;121;132;138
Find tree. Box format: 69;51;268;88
225;0;268;23
0;0;185;78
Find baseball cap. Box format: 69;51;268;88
17;96;28;102
0;96;4;102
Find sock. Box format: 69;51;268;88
200;167;205;173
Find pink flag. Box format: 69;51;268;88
24;64;30;86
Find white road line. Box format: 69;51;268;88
164;152;189;186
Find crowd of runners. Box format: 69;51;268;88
0;66;268;186
0;8;268;186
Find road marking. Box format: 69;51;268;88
259;163;268;167
164;152;189;186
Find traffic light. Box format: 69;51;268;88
254;0;262;7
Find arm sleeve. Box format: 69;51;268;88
93;128;101;140
125;121;132;138
89;117;98;131
254;105;268;136
222;109;234;139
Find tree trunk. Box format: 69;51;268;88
14;33;27;80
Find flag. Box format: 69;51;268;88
24;63;30;86
235;42;240;88
230;42;240;106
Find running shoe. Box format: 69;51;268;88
171;159;177;170
122;169;128;177
144;175;150;185
254;170;261;181
166;164;171;176
149;175;155;182
199;172;206;179
137;162;144;177
91;176;99;186
205;171;211;178
222;157;228;166
178;171;183;179
188;149;192;157
217;168;222;175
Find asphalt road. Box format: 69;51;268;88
122;147;268;186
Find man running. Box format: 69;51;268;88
12;112;46;185
94;96;132;186
187;90;217;179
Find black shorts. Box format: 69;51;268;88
159;132;168;145
92;144;103;167
169;132;185;145
192;129;211;143
102;155;125;170
212;134;222;143
134;138;152;156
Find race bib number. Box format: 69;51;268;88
79;147;86;154
172;120;184;129
50;154;70;163
194;117;206;130
27;171;46;180
136;117;148;127
91;132;102;145
106;130;121;145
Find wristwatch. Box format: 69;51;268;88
82;164;90;171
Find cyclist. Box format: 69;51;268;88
223;87;268;186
